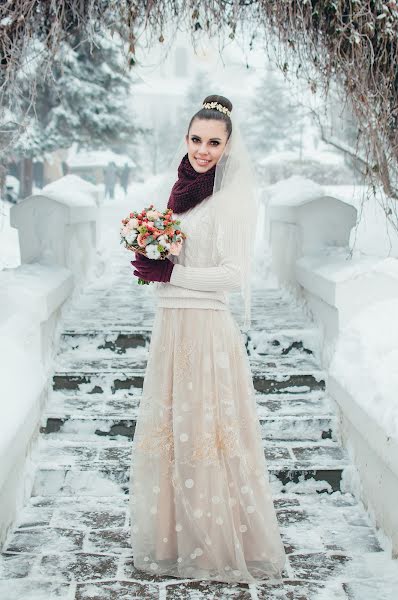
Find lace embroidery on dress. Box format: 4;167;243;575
174;339;195;384
191;417;250;465
136;420;174;461
135;414;255;471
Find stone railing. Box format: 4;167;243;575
267;178;398;555
0;175;99;546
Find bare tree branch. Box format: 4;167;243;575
0;0;397;221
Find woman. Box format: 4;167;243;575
128;94;286;583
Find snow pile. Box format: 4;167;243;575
324;184;398;258
266;175;324;206
41;174;98;207
330;296;398;441
298;247;392;282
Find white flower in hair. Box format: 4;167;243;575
202;101;231;117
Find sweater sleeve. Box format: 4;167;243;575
169;257;241;293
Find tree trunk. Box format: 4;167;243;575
19;158;33;198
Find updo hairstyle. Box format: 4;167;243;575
187;94;233;139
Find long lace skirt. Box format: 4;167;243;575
129;306;286;584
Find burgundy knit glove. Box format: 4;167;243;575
130;252;174;283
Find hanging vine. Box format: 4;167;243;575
0;1;397;219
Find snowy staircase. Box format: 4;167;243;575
1;252;397;600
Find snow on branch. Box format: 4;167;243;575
1;1;398;206
254;0;398;205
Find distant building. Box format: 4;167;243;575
66;147;135;185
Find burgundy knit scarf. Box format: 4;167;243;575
167;153;216;214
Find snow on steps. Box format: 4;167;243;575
36;282;358;497
2;278;398;599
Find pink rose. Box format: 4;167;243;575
137;233;147;247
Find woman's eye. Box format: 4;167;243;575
191;138;219;146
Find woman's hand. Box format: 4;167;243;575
130;253;174;283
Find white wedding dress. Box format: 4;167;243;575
128;198;286;584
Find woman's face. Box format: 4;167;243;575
185;118;229;173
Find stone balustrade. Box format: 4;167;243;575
0;175;99;546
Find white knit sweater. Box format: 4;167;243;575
153;195;241;310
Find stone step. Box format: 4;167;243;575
5;249;398;597
62;302;311;322
3;484;396;598
63;302;308;320
31;439;349;496
60;330;152;351
60;326;318;354
53;348;323;374
61;314;316;335
77;284;290;301
32;464;346;497
2;490;383;557
45;389;335;419
61;289;316;332
62;286;298;304
40;414;338;443
52;366;326;395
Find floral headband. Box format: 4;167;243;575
202;101;231;117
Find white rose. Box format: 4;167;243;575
125;232;137;244
146;244;161;260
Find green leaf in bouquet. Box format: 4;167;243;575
157;244;165;252
146;236;154;243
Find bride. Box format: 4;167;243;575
128;94;286;583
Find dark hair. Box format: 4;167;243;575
187;94;233;139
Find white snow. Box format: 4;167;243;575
330;297;398;441
266;175;398;447
0;263;73;487
324;184;398;257
66;146;135;169
41;174;98;207
259;148;345;167
297;247;394;282
266;175;324;206
0;302;46;485
0;199;20;270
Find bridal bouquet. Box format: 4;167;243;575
120;204;186;285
